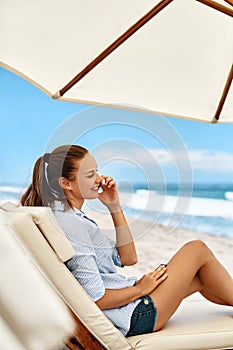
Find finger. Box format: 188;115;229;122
107;180;116;188
101;175;112;180
152;265;166;275
153;267;167;280
103;177;115;188
156;273;168;284
101;175;113;184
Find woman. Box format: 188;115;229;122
21;144;233;336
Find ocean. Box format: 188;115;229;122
1;183;233;239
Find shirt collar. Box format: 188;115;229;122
73;207;85;217
52;200;97;226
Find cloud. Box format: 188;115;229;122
150;149;233;173
188;150;233;172
94;145;233;173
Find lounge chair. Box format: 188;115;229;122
0;216;75;350
1;205;233;350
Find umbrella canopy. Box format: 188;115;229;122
0;0;233;123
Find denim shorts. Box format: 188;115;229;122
127;296;157;336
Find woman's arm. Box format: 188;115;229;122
96;286;142;310
110;208;137;266
98;175;137;266
96;266;168;310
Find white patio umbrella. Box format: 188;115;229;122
0;0;232;123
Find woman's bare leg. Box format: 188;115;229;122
184;275;229;305
149;240;233;330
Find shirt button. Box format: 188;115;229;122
143;298;149;305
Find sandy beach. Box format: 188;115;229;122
86;210;233;278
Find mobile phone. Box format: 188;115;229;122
155;263;167;270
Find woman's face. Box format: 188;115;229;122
70;152;103;202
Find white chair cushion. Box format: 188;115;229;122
14;205;75;262
0;221;75;350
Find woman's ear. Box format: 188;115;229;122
58;177;71;190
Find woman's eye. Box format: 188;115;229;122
86;169;97;178
87;172;95;178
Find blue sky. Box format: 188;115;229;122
1;66;233;186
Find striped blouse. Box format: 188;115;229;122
52;201;141;335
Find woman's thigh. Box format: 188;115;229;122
150;240;208;330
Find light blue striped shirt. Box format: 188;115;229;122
52;201;141;335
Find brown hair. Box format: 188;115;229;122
20;145;88;207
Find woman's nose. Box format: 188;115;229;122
96;173;103;183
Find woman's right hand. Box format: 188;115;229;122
135;266;168;296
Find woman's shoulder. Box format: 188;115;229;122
51;201;92;242
51;200;79;227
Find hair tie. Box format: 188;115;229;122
43;153;50;164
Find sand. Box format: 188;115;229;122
86;210;233;278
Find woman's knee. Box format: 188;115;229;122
183;240;211;256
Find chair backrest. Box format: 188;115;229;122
17;206;75;262
0;217;75;350
0;316;27;350
1;206;132;350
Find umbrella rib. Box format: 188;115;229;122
196;0;233;17
57;0;173;97
213;64;233;122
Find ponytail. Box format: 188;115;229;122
21;157;44;206
20;155;51;206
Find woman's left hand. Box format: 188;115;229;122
98;175;121;211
